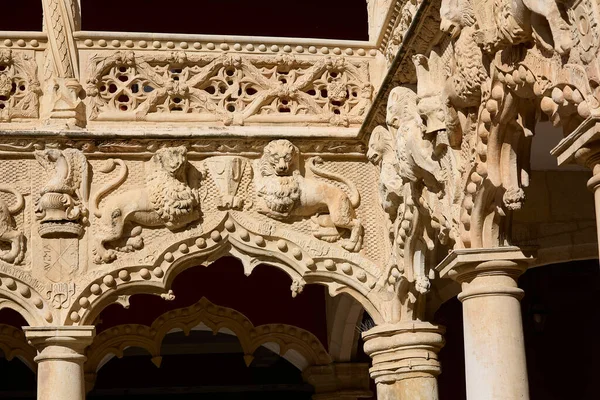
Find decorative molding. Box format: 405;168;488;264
0;137;367;157
76;33;376;58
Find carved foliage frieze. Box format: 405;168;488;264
0;50;41;122
84;51;372;126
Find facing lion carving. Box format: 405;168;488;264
255;139;363;252
91;146;201;264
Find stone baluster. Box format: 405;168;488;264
362;321;445;400
435;247;534;400
24;326;95;400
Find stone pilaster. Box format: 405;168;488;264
436;247;534;400
362;321;445;400
302;363;372;400
24;326;95;400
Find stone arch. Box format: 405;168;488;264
326;294;364;362
70;213;384;327
0;274;53;327
0;324;36;372
84;297;332;389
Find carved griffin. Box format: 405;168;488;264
34;148;89;237
255;139;364;252
91;146;201;263
0;187;25;265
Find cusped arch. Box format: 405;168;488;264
70;213;384;326
0;323;36;372
0;273;54;327
85;297;332;383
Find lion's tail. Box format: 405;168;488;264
307;157;361;208
90;159;128;218
0;186;24;214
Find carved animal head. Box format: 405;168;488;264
261;139;299;177
439;0;475;38
367;126;396;166
386;86;425;133
150;146;188;179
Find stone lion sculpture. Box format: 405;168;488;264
255;139;363;252
91;146;201;263
0;187;25;264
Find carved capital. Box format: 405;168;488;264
435;247;535;303
25;326;95;362
362;321;445;384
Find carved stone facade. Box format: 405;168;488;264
0;0;598;399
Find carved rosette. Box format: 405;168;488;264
0;49;41;122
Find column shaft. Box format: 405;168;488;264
436;248;533;400
460;275;529;400
25;326;95;400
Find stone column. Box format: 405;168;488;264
436;247;534;400
302;363;372;400
24;326;95;400
362;321;445;400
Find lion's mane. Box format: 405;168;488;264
256;140;301;217
145;149;199;228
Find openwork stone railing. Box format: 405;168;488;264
0;30;379;132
